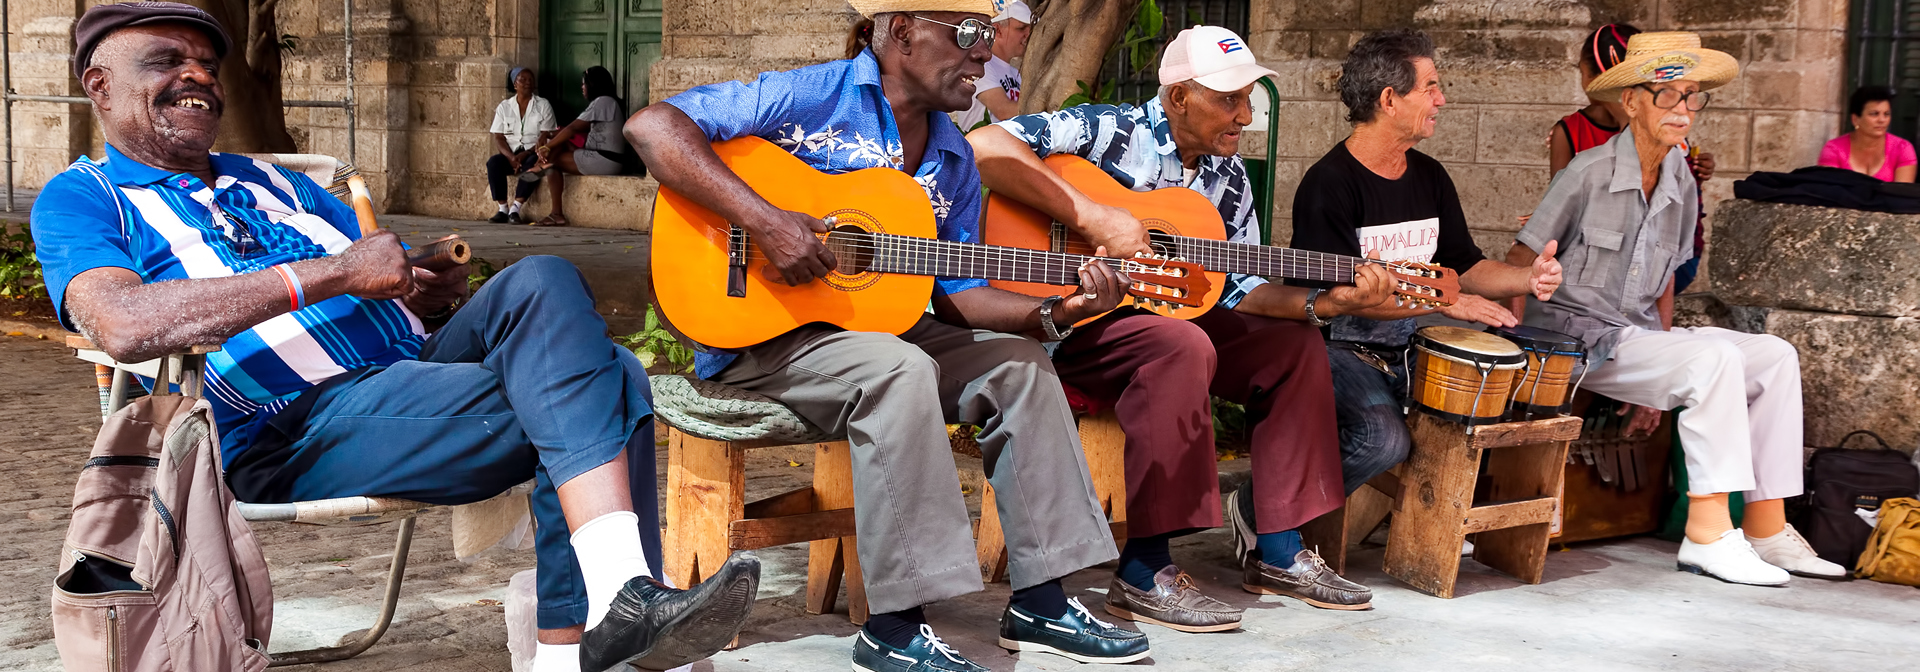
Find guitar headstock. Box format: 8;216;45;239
1115;254;1211;310
1381;260;1460;309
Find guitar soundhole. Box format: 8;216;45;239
819;208;883;292
1143;220;1181;258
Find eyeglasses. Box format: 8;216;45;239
912;15;995;50
1634;85;1712;112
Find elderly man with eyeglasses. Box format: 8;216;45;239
1509;32;1845;586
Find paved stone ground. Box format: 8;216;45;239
3;202;1918;671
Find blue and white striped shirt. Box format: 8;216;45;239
33;145;426;465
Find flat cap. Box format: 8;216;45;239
73;2;232;81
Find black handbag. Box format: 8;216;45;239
1802;431;1920;569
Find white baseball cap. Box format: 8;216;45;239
993;0;1031;23
1158;25;1276;91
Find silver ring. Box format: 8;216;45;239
1082;292;1098;300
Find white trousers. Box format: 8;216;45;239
1578;326;1804;500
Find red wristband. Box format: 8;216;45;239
273;265;303;311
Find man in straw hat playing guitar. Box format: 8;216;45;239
969;25;1401;623
1509;31;1845;585
33;4;760;672
628;1;1153;669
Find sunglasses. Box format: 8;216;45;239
1633;85;1712;112
912;15;995;50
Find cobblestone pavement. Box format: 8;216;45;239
4;334;1919;672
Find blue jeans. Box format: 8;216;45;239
225;256;657;630
1327;345;1410;495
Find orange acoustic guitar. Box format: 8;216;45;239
983;154;1460;318
651;137;1210;349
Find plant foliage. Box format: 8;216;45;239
621;304;696;374
0;223;47;300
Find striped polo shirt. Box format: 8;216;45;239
32;145;426;464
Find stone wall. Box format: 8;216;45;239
6;0;97;194
1699;199;1920;452
1243;0;1849;295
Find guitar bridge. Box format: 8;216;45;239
727;224;748;298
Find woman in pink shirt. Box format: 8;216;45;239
1820;86;1917;182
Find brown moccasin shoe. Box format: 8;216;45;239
1242;549;1373;610
1103;566;1243;633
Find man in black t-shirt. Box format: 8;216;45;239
1289;30;1563;494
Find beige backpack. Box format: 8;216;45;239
51;395;274;671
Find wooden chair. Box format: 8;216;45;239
1380;412;1580;598
651;375;868;623
72;336;533;666
974;410;1129;582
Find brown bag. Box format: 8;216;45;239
51;395;274;671
1857;497;1920;586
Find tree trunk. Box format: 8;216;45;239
1018;0;1141;113
194;0;297;153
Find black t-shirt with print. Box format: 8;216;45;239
1288;140;1485;346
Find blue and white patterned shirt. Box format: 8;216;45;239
996;97;1267;309
664;49;987;378
33;145;426;465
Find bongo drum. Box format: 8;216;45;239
1407;326;1527;426
1490;325;1587;420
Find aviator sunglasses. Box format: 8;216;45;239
912;15;996;50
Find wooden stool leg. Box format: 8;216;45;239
1298;506;1349;573
1080;411;1129;544
1384;413;1479;598
806;441;867;624
976;483;1010;582
1474;437;1571;584
665;430;743;590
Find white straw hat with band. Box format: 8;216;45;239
847;0;996;17
1585;31;1739;98
1159;25;1277;92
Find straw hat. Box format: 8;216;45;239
847;0;996;18
1586;31;1739;98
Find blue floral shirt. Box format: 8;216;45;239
664;49;987;378
996;97;1266;309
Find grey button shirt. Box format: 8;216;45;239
1515;127;1696;363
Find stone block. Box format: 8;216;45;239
1468;226;1522;262
1413;0;1590;29
1310;30;1360;60
1269;101;1348;158
1744;67;1803;110
1665;0;1793;28
1417;106;1477;164
1451;163;1549;233
665;0;738;34
1264;158;1312;221
1748;111;1824;172
520;175;659;232
1439;66;1582;106
1474;105;1560;166
1429;30;1581;64
1696;31;1749;62
1250;31;1314;61
1708;199;1920;318
1691;109;1750;174
1752;30;1793;62
1358;0;1429;29
747;33;843;64
1762;309;1920;451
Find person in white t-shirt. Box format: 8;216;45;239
953;0;1030;130
487;67;558;223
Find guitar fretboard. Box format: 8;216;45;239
1168;236;1361;283
838;232;1134;285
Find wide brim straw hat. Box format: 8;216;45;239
1586;31;1739;98
847;0;996;17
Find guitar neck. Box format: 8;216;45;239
1164;235;1360;283
859;232;1121;285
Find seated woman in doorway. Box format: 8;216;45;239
487;66;557;224
1818;85;1917;183
530;66;633;227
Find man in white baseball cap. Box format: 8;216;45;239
954;0;1031;129
971;25;1396;626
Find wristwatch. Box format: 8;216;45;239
1039;295;1074;341
1303;288;1332;327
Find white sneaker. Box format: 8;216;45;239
1676;529;1790;586
1748;524;1849;580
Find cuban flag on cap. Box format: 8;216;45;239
1218;37;1245;54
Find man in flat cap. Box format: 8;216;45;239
1510;31;1844;586
629;1;1149;669
35;4;758;672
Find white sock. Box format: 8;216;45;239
510;201;524;214
532;642;580;672
497;203;509;213
569;511;650;630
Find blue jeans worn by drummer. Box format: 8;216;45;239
224;256;659;631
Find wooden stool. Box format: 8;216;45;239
975;410;1128;582
1381;412;1580;598
664;431;868;623
1297;471;1400;575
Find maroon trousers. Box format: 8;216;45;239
1052;306;1343;537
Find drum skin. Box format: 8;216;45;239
1409;326;1526;424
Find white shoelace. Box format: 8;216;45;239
1068;597;1118;629
918;624;967;664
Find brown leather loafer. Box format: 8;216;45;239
1242;549;1373;610
1103;566;1242;633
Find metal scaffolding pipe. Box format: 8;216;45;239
1;0;358;209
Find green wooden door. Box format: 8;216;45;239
541;0;663;122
